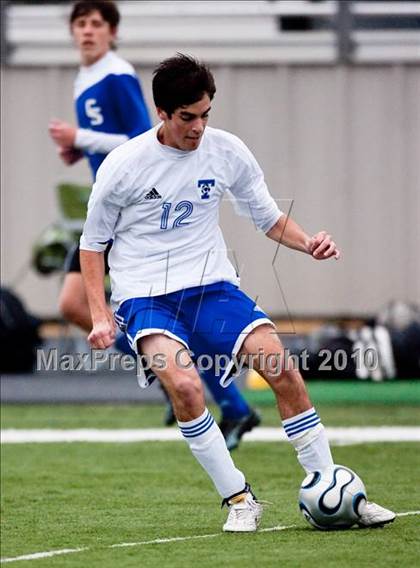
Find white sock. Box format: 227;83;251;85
178;408;246;498
282;407;333;474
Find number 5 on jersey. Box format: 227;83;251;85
85;98;104;126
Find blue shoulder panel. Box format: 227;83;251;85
75;73;151;176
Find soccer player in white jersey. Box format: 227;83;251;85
49;1;260;448
80;54;395;532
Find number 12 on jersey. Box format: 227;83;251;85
160;201;193;230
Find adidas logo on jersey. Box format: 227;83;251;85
144;188;162;200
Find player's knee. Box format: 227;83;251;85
261;367;300;393
172;375;202;406
58;295;85;325
58;294;73;321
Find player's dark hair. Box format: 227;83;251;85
152;54;216;117
70;0;120;29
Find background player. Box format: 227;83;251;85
49;0;151;329
49;0;259;447
79;54;395;532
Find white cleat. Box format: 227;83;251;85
358;501;396;528
223;491;263;533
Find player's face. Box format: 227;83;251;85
157;95;211;151
71;10;116;66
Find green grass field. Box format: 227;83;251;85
1;400;419;567
2;401;420;428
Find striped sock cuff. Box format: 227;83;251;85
178;408;215;439
282;407;321;439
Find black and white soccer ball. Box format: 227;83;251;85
299;465;367;530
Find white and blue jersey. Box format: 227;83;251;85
74;51;151;176
80;124;283;383
80;124;283;304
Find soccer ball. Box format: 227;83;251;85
299;464;367;530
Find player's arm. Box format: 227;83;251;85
49;119;83;165
74;129;129;154
79;156;128;347
49;117;130;159
266;215;341;260
229;137;339;261
79;250;115;349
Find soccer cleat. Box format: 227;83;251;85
357;501;396;528
222;484;263;532
219;409;261;451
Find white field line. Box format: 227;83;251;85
1;513;419;564
110;523;295;550
1;427;420;444
0;548;88;564
0;526;296;564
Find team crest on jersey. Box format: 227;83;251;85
198;179;215;200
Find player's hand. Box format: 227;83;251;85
58;146;83;165
88;317;116;350
49;119;77;147
309;231;341;260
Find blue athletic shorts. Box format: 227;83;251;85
114;282;274;387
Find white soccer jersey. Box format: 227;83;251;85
80;125;283;306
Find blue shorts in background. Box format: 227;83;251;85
115;281;274;387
